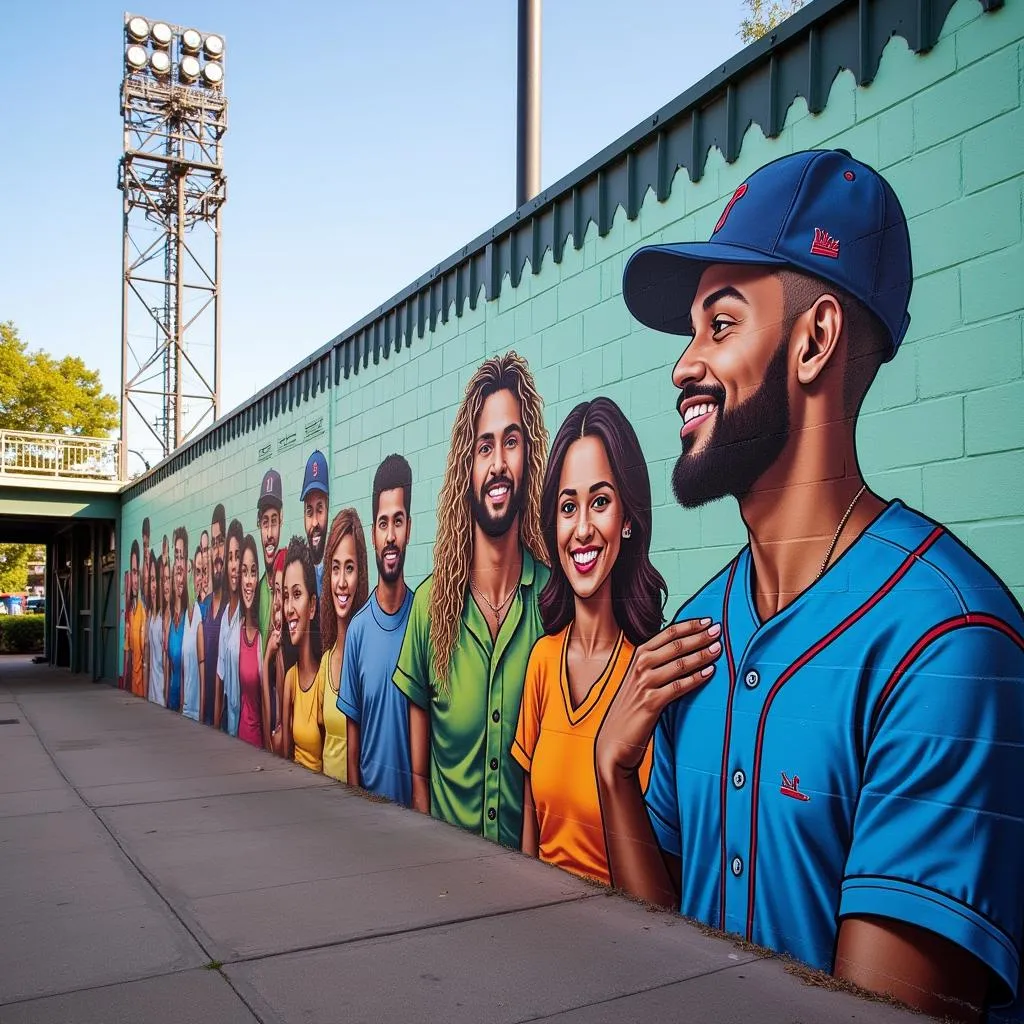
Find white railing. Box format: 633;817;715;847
0;430;121;481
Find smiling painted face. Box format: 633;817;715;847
374;487;409;586
173;539;186;605
272;567;284;634
161;555;171;608
283;561;314;648
555;435;628;604
304;493;328;565
330;532;359;624
227;535;241;597
670;264;792;509
241;546;259;613
259;507;281;575
469;388;526;539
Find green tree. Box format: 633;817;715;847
0;321;118;437
0;544;32;594
739;0;806;44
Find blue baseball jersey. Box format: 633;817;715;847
644;500;1024;1019
338;588;414;807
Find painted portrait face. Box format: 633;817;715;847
227;534;241;596
130;551;139;602
210;521;225;592
259;506;281;574
469;388;526;538
304;492;328;565
147;557;156;607
671;264;791;508
283;560;314;647
272;566;284;633
555;435;628;603
194;549;204;600
173;538;186;603
141;553;149;605
161;554;171;607
374;487;409;585
241;546;259;612
330;532;359;624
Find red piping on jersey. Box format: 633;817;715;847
869;613;1024;738
744;525;945;942
717;558;740;930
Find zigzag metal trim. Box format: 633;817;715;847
121;0;998;501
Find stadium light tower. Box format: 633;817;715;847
118;14;227;479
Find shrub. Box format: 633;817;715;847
0;614;44;654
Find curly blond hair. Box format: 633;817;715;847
429;351;549;694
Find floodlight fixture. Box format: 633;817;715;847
150;49;170;75
179;54;200;82
203;34;224;59
181;28;202;53
151;21;172;47
201;61;224;87
125;44;148;71
127;16;149;41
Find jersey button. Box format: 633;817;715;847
487;807;496;821
731;856;743;876
489;758;498;771
744;669;759;689
491;710;500;723
732;769;745;789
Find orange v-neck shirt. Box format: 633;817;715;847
512;625;652;886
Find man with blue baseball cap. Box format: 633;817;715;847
301;450;330;597
594;149;1024;1023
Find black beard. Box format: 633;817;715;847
671;338;791;508
470;474;523;538
376;543;406;585
308;532;325;565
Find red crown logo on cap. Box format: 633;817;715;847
810;228;840;258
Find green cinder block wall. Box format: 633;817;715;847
120;0;1024;617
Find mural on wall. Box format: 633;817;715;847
120;148;1024;1023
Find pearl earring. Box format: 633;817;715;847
622;526;631;539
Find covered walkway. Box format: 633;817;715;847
0;657;920;1024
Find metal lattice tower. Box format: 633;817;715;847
118;14;227;479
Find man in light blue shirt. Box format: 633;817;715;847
339;454;414;806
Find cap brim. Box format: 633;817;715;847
622;242;788;335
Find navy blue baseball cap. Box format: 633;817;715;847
258;468;283;513
622;149;913;360
300;450;329;501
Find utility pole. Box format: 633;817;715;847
516;0;541;207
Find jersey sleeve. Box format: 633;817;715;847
338;621;362;723
392;582;432;710
511;640;545;772
839;623;1024;1005
643;705;682;858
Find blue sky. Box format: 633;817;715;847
0;0;750;464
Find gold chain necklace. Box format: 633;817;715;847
469;575;516;621
816;484;867;581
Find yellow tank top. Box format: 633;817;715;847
288;664;323;773
318;645;348;783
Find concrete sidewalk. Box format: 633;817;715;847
0;656;926;1024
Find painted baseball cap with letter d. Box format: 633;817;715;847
622;148;914;360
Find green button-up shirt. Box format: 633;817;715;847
393;547;549;848
258;573;273;649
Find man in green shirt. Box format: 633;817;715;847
394;351;550;849
256;468;283;646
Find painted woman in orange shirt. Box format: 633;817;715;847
512;396;668;886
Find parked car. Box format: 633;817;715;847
26;597;45;615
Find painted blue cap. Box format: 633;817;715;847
622;149;913;360
300;450;329;500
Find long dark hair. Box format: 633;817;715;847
538;396;667;646
320;508;369;655
223;518;244;603
240;533;261;629
283;535;317;660
149;550;161;616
